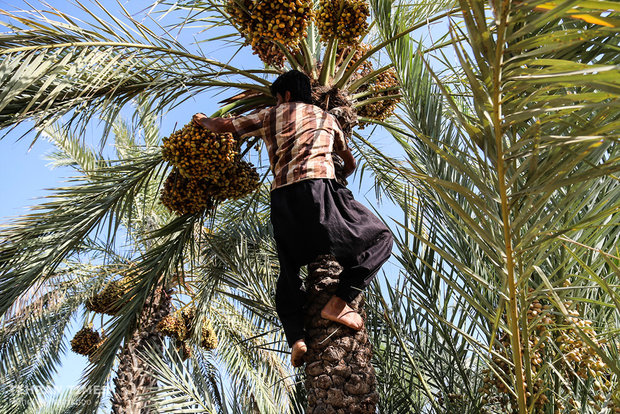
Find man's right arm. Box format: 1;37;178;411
192;113;236;133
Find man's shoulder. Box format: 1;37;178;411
284;102;335;118
274;102;344;131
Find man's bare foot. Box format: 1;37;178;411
291;339;307;367
320;295;363;330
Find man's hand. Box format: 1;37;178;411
192;113;208;128
192;113;236;133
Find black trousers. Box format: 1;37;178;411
270;179;393;347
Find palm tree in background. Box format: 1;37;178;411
0;108;300;412
0;0;619;413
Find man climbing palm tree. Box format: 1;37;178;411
193;70;393;367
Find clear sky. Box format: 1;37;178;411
0;0;415;406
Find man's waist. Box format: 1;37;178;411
270;172;337;191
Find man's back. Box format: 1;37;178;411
232;102;347;189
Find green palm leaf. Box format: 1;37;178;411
0;2;272;143
364;0;619;412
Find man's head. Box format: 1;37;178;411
270;70;312;105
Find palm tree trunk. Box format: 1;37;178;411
304;255;378;413
110;287;172;414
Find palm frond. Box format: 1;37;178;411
0;149;164;316
363;0;619;412
24;388;82;414
192;191;301;412
0;265;109;413
142;342;220;413
42;123;107;174
0;1;271;144
75;213;199;413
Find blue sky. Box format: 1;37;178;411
0;0;411;406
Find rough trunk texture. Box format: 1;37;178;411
304;255;378;414
110;287;172;414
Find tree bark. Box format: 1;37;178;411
110;287;172;414
304;255;378;414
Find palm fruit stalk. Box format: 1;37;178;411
200;320;218;350
85;278;129;316
210;160;260;200
338;42;373;81
162;122;238;180
311;80;358;140
179;306;197;339
177;307;218;351
176;340;193;361
313;43;374;135
249;41;290;68
71;325;101;357
158;306;217;354
160;169;216;216
356;68;401;126
227;0;313;67
317;0;370;46
160;117;262;215
157;313;188;341
303;255;378;413
479;290;612;414
157;307;194;360
157;306;195;341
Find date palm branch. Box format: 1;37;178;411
358;0;620;412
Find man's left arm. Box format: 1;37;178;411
332;119;356;177
335;146;356;177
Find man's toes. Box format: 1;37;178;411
342;311;363;329
350;317;363;330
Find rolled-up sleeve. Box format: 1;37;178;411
231;108;268;139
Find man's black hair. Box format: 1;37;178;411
270;70;313;104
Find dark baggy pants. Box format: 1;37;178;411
270;179;393;347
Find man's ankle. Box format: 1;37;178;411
327;295;346;308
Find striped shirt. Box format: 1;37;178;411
231;102;347;190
